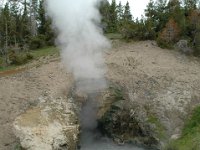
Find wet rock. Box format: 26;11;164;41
13;96;79;150
98;98;161;149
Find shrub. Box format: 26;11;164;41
194;32;200;56
29;35;46;50
157;37;174;49
157;19;180;49
9;51;33;65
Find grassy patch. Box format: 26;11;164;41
105;33;123;40
30;46;59;59
165;106;200;150
0;46;59;72
0;65;16;72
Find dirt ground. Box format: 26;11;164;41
0;58;73;150
0;41;200;149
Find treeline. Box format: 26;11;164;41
101;0;200;55
0;0;53;65
0;0;200;66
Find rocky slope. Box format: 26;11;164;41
0;41;200;149
102;40;200;148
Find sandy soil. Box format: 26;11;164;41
0;41;200;149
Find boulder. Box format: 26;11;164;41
13;96;79;150
176;40;193;54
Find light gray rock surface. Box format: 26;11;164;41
13;96;79;150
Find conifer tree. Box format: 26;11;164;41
123;1;132;22
109;0;118;32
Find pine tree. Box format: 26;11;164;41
145;0;156;19
117;1;124;30
109;0;118;32
167;0;186;35
159;18;180;43
117;1;124;20
0;3;10;64
38;0;54;45
20;0;31;44
154;0;168;32
99;0;110;32
187;9;200;45
123;1;132;22
30;0;38;36
145;0;157;39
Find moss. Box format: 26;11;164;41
14;143;24;150
165;106;200;150
147;115;166;140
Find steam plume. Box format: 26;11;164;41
45;0;110;93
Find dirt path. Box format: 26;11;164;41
0;41;200;149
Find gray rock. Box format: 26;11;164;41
176;40;193;54
13;96;79;150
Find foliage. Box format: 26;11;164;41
9;51;33;65
29;34;46;50
105;33;123;40
109;86;125;102
165;106;200;150
157;18;180;48
0;0;54;60
194;31;200;56
30;46;59;59
0;0;200;66
0;46;58;71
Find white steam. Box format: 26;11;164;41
46;0;110;93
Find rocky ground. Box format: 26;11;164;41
0;58;74;150
0;41;200;149
103;40;200;148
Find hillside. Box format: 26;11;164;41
0;41;200;149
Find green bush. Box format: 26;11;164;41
156;37;174;49
29;35;46;50
0;57;3;66
194;32;200;56
9;51;34;65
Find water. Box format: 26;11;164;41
79;94;147;150
80;131;146;150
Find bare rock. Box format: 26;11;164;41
13;96;79;150
176;40;193;55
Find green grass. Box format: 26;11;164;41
0;65;17;72
165;106;200;150
105;33;123;40
0;46;59;72
30;46;59;59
